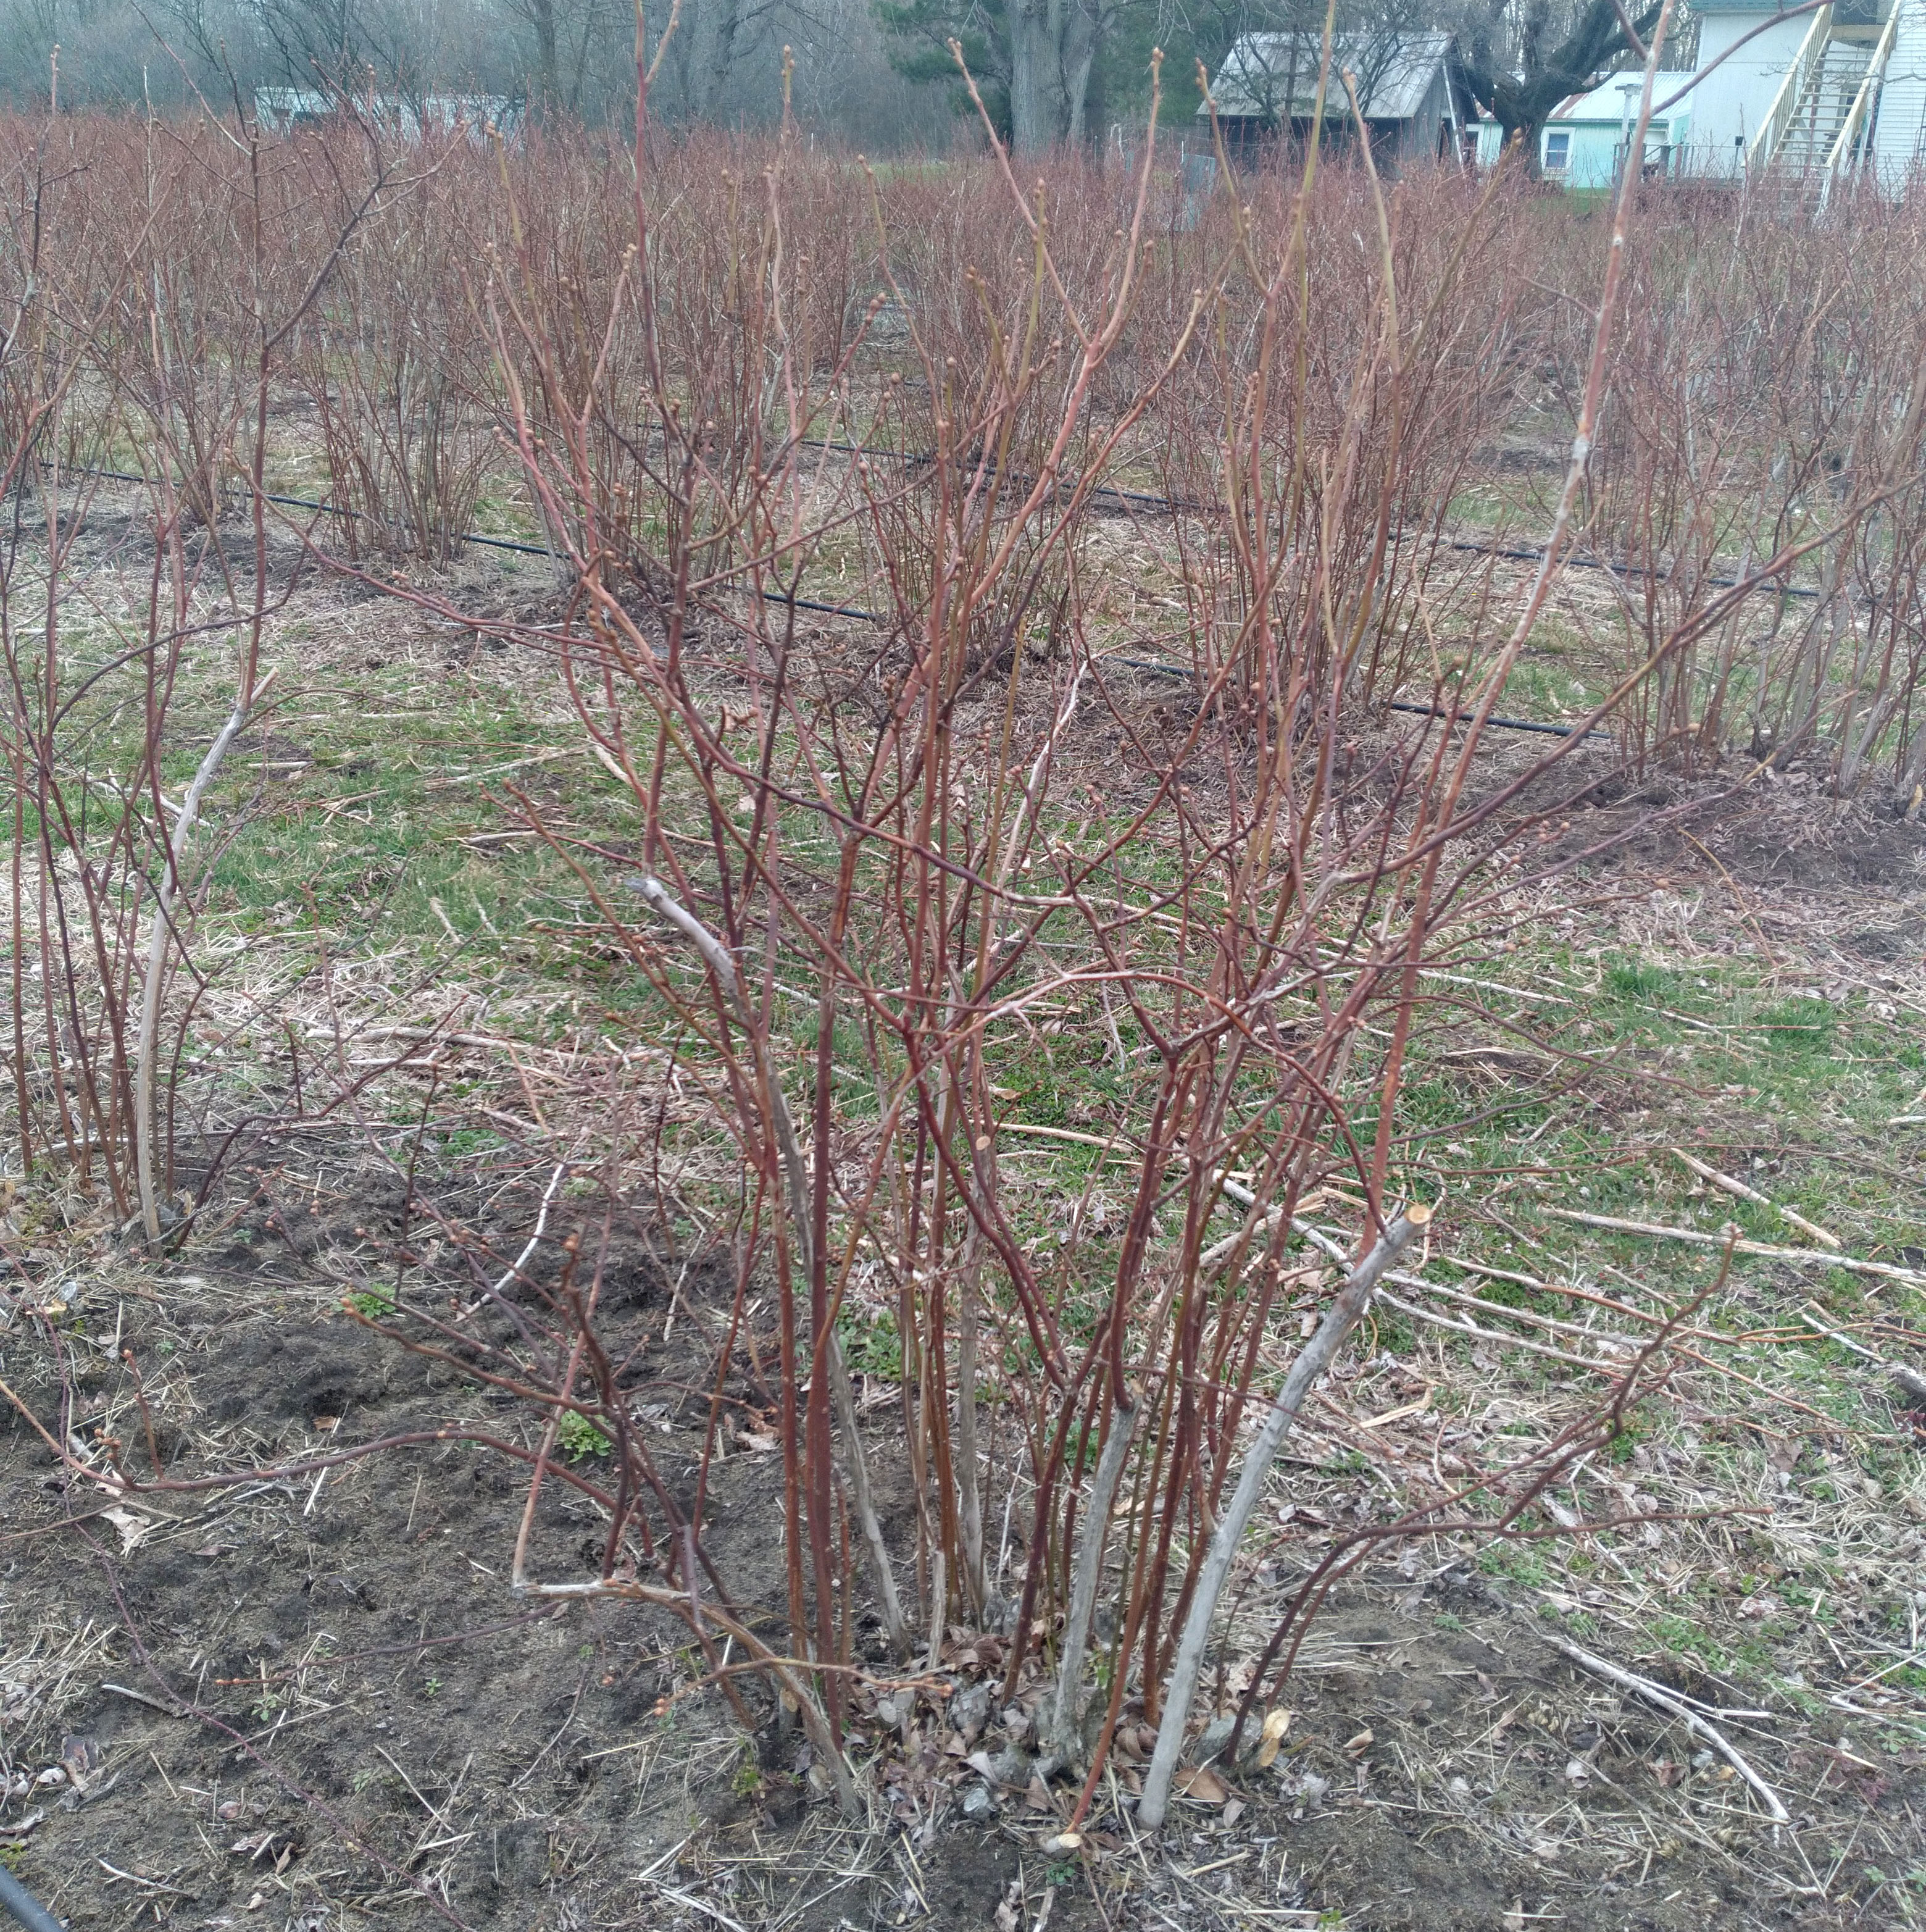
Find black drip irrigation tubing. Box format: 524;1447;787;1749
1384;698;1611;743
791;437;1207;512
1443;535;1822;601
49;462;887;617
28;462;1701;738
48;463;554;557
754;587;896;622
0;1865;63;1932
1103;655;1611;743
52;456;1824;605
794;441;1824;600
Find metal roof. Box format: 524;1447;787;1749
1544;75;1693;125
253;88;523;133
1203;32;1456;120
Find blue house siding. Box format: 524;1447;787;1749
1474;107;1690;185
1472;0;1926;193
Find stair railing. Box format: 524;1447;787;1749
1748;2;1836;177
1820;0;1901;202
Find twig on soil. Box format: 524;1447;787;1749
999;1121;1129;1153
99;1679;186;1717
96;1860;196;1898
1797;1305;1884;1364
489;1159;570;1298
1420;969;1572;1006
1677;831;1781;967
641;1881;751;1932
1541;1206;1924;1285
1432;1259;1864;1421
505;1671;588;1793
1377;1281;1632;1373
1671;1148;1840;1249
1549;1634;1791;1824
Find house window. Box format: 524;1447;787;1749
1544;130;1572;174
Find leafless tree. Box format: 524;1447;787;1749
494;0;632;112
1453;0;1665;171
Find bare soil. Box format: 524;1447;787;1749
4;1162;1920;1932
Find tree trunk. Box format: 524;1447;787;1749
1061;0;1103;146
530;0;559;109
674;0;744;122
1008;0;1055;153
1007;0;1107;153
1499;111;1543;178
1462;0;1666;186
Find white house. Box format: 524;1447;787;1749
1474;0;1926;194
1678;0;1826;172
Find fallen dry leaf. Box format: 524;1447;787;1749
1342;1728;1375;1756
1175;1764;1228;1803
1256;1707;1293;1769
59;1737;102;1791
101;1507;154;1553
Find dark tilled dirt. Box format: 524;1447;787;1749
1;1189;1916;1932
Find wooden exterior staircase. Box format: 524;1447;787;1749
1748;1;1914;199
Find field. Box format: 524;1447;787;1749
3;75;1926;1932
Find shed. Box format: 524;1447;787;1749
1203;32;1467;169
254;89;523;143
